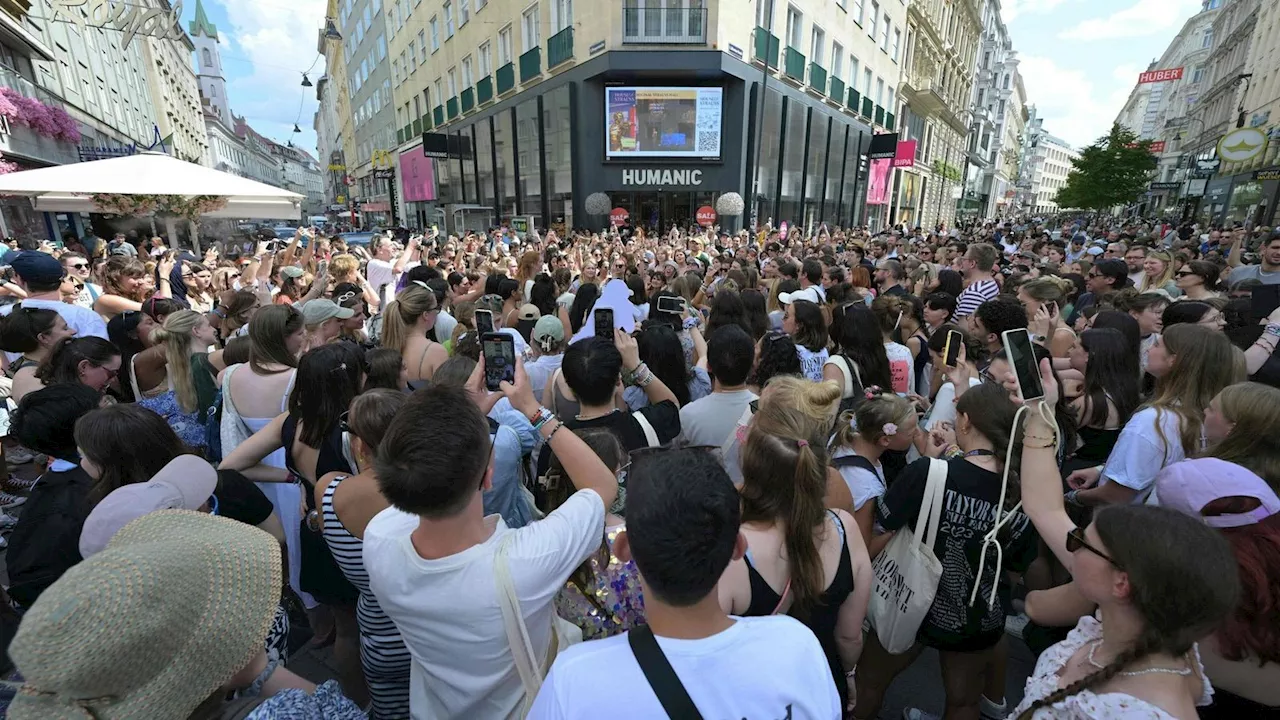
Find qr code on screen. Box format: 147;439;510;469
697;131;718;153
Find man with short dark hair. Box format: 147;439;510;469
679;326;758;448
528;449;839;719
1124;246;1147;287
364;366;619;718
954;243;999;323
1068;258;1130;326
875;259;909;297
0;251;107;364
1228;231;1280;287
973;297;1028;359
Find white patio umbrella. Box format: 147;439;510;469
0;151;303;220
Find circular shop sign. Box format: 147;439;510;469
696;206;717;227
610;207;630;226
1217;128;1267;163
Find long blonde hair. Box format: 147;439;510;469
1140;250;1176;293
380;282;438;355
150;310;205;412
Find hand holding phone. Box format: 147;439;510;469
1002;328;1044;402
943;330;963;368
594;308;614;341
481;333;516;391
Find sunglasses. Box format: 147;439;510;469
1174;271;1195;278
69;262;89;270
1066;527;1121;568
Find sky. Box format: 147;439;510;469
182;0;327;157
1002;0;1207;149
185;0;1207;159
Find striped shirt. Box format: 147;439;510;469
955;279;999;318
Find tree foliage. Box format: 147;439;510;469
1054;123;1158;212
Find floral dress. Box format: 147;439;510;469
554;524;646;640
1010;615;1212;718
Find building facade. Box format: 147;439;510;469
348;0;916;234
140;0;205;165
897;0;981;230
1026;129;1077;216
958;0;1025;220
337;0;394;225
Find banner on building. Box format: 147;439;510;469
399;149;437;203
866;158;893;205
1149;182;1181;190
1254;167;1280;182
868;133;899;160
1137;68;1183;84
422;132;474;159
1148;141;1166;153
893;140;917;168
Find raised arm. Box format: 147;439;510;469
1017;359;1078;570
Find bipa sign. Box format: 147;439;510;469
620;169;704;186
1137;68;1184;84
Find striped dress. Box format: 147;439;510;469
321;477;412;719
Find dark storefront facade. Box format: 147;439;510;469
409;49;875;234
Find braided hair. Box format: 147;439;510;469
1015;635;1154;719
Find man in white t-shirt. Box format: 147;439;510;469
0;252;108;363
528;448;840;720
59;253;102;310
363;360;618;719
366;233;420;308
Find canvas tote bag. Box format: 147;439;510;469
867;457;948;654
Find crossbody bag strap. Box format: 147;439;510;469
627;625;704;720
633;411;660;448
494;533;544;702
921;458;949;550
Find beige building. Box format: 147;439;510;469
1233;0;1279;172
897;0;981;230
353;0;893;232
140;0;205;165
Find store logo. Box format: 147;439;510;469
1217;128;1267;163
47;0;186;50
621;169;703;186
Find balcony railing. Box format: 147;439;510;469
874;105;884;126
496;62;515;94
783;47;805;82
446;96;459;120
396;127;405;144
433;105;444;126
622;6;708;44
547;26;573;68
519;47;541;82
751;26;780;68
412;118;422;135
422;113;432;131
808;62;826;94
885;112;895;131
861;96;873;119
460;87;475;113
476;75;494;104
847;87;861;111
829;76;844;102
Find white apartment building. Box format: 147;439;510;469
140;0;206;165
961;0;1026;219
1028;131;1077;215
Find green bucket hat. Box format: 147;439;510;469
8;510;282;719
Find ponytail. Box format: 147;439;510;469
1016;635;1154;719
151;310;203;413
380;298;408;354
786;439;829;616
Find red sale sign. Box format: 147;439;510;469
610;207;630;226
1137;67;1184;84
696;206;717;227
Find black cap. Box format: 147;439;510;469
9;251;65;285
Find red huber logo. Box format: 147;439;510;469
1137;68;1184;84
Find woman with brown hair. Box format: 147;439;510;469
94;255;172;319
1019;275;1078;357
718;378;872;712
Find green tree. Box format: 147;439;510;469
1054;123;1158;212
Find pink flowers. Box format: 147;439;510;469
0;87;81;144
89;193;229;221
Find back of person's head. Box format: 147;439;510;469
801;258;823;285
1161;300;1214;328
1020;505;1239;718
35;337;118;388
738;288;769;340
289;343;364;448
363;347;406;391
787;299;826;351
430;354;476;388
966;243;998;272
871;294;913;336
637;323;689;406
834;390;917;449
1090;310;1141;357
150;310;206;413
382;282;439;354
1206;382;1280;486
750;331;803;388
954;383;1020;463
974;296;1028;340
1020;275;1074;305
1153;324;1245;454
546;428;624;513
11;383;101;459
624;448;741;607
935;269;964;296
1079;328;1141;427
562;337;623;406
757;375;842;443
706;325;754;387
222;336;251;367
376;383;491;518
75;404;188;506
924;292;957;325
568;283;600;334
248;304;303;373
346;388;407;455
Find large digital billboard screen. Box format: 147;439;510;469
605;87;723;159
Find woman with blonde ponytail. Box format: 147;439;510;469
138;309;220;450
379;281;447;390
717;376;872;713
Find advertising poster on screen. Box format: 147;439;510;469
866;159;893;205
605;87;723;158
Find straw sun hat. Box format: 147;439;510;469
8;510;282;719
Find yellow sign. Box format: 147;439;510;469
1217;128;1267;163
336;195;346;204
371;150;394;169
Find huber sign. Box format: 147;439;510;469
48;0;186;50
1137;68;1184;84
620;169;703;186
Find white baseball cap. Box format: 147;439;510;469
79;456;219;558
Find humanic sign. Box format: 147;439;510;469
45;0;186;50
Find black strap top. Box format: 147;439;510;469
281;414;352;513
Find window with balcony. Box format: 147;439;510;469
850;55;859;84
832;43;843;78
868;2;878;40
480;42;493;75
863;68;872;96
430;16;440;50
756;0;774;29
445;2;455;37
810;26;824;65
462;56;473;87
448;68;457;97
522;4;540;51
551;0;572;31
785;6;803;48
434;79;444;104
499;25;513;63
876;77;884;105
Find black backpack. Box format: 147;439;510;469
831;454;878;476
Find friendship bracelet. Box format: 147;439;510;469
544;419;564;442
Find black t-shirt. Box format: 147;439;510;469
537;401;682;476
883;284;910;297
214;469;275;527
875;457;1038;652
7;465;94;608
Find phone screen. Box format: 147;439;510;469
657;295;686;315
482;333;516;391
1251;285;1280;321
594;308;614;340
475;310;494;335
749;399;760;415
1003;329;1044;402
944;330;963;368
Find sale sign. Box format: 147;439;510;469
696;206;717;227
1137;68;1184;84
610;207;630;226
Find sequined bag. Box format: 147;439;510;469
495;532;582;717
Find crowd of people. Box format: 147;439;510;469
0;216;1275;719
